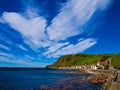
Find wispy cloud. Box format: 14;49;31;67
0;18;5;23
0;52;13;57
2;12;48;49
18;45;28;51
45;38;97;58
25;55;35;60
0;0;113;66
0;57;41;67
0;52;41;67
0;44;10;50
44;42;69;56
47;0;113;41
21;0;40;18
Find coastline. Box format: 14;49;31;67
46;67;120;90
69;69;120;90
1;67;119;90
39;69;101;90
0;68;101;90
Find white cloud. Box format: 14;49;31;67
0;44;10;50
18;45;28;51
21;0;40;18
25;7;39;18
0;18;5;23
44;42;69;55
0;52;13;57
0;52;41;67
47;0;113;41
2;12;48;49
0;57;41;67
98;0;113;10
46;38;97;58
0;33;13;45
25;55;35;60
0;57;18;63
0;0;113;64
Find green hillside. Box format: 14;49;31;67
46;54;114;68
111;53;120;68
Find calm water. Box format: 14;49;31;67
0;68;101;90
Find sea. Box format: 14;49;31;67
0;68;101;90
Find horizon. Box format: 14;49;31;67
0;52;117;68
0;0;120;67
0;53;117;68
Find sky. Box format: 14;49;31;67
0;0;120;67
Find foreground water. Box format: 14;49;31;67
0;68;101;90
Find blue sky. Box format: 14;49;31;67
0;0;119;67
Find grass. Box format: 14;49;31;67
111;53;120;69
46;54;113;68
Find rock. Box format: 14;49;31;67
109;82;120;90
102;70;120;90
116;74;120;83
90;73;107;84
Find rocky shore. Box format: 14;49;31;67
45;67;120;90
40;75;101;90
101;70;120;90
64;69;120;90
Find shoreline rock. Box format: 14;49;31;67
65;69;120;90
45;68;120;90
102;70;120;90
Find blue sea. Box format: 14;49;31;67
0;68;101;90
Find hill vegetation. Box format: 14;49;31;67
111;53;120;68
46;54;114;68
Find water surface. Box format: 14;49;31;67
0;68;101;90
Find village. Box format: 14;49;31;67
58;58;113;70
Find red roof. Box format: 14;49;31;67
100;61;107;65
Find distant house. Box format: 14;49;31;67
95;61;109;70
100;61;108;66
58;59;111;70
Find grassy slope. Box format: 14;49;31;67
111;53;120;68
46;54;113;68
